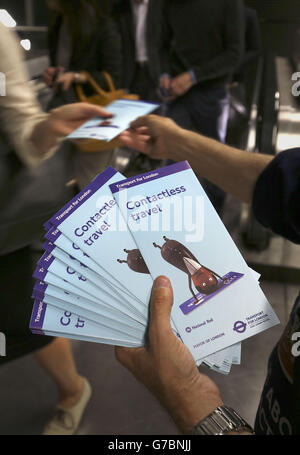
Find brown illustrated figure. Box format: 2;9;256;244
117;249;150;274
153;237;224;304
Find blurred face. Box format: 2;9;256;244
45;0;62;12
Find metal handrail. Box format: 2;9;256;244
246;57;264;154
14;26;48;32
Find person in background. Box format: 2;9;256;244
112;0;164;173
117;115;300;435
233;6;261;85
159;0;245;213
228;6;262;149
0;21;112;435
43;0;122;188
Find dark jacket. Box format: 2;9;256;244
112;0;164;89
162;0;245;90
48;14;122;92
234;6;261;82
252;148;300;434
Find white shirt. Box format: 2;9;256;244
0;22;56;168
131;0;149;63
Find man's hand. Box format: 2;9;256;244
119;115;184;160
159;74;175;101
56;72;87;91
43;66;61;87
169;72;194;98
115;276;223;434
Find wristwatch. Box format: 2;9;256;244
74;72;82;83
192;406;255;435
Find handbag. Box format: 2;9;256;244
75;71;139;153
0;137;75;256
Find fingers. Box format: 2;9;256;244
149;276;174;335
55;103;112;121
78;103;113;119
119;130;151;154
130;115;152;130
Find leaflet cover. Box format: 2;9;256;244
32;281;145;341
45;167;154;308
110;161;280;360
30;301;141;348
67;99;159;142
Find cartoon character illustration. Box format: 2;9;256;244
117;249;150;274
117;238;243;314
153;236;224;304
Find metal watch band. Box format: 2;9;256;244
74;73;82;83
192;406;255;435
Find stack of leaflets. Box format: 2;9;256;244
30;162;280;375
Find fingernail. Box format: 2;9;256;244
153;276;170;289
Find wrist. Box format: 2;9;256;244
74;72;87;84
31;117;54;156
162;377;223;434
171;127;194;162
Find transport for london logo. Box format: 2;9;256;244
233;320;247;334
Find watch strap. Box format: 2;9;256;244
192;406;254;435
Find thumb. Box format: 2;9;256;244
79;103;113;119
130;115;150;130
149;276;174;334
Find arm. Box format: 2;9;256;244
87;18;122;89
120;115;273;204
115;276;253;435
121;115;300;243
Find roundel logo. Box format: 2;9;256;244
186;327;192;333
233;321;247;334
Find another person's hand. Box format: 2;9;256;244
56;72;88;91
43;66;61;87
169;72;194;98
115;276;223;434
159;74;175;101
119;115;184;160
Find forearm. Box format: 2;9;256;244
30;116;60;159
171;128;273;204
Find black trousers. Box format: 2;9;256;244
127;63;162;171
130;62;160;103
0;247;53;365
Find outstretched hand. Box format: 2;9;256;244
47;103;112;137
115;276;223;434
31;103;113;157
119;115;184;160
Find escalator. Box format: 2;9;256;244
239;53;300;283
